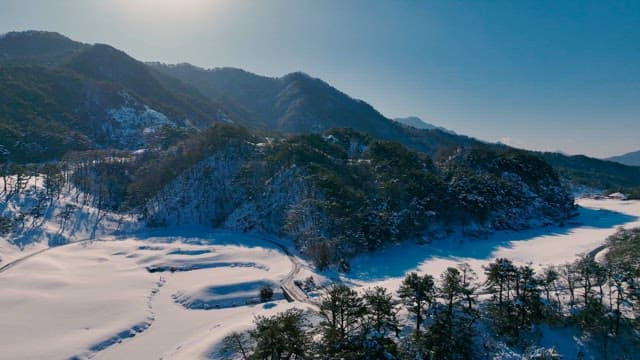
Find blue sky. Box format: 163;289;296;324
1;0;639;157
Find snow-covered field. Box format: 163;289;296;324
0;198;639;359
0;240;157;360
0;231;314;360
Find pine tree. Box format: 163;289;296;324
218;331;252;360
250;308;310;360
458;263;479;311
484;258;516;307
259;285;274;302
363;286;400;357
319;284;367;357
397;272;435;337
421;267;477;360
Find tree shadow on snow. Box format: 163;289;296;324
347;206;638;282
129;226;287;252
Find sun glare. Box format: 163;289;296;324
114;0;219;21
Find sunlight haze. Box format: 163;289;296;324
1;0;638;157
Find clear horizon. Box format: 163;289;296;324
1;0;638;158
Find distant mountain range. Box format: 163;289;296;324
393;116;455;134
149;63;478;155
150;63;402;135
1;30;640;191
607;150;640;167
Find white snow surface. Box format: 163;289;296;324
104;105;174;148
1;197;639;359
0;240;157;360
342;198;640;292
0;175;136;265
0;230;312;360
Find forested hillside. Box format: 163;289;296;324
153;62;640;191
58;125;575;267
6;30;640;266
2;31;640;192
541;152;640;189
0;32;239;163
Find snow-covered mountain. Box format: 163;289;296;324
151;64;405;134
150;62;640;190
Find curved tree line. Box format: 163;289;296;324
220;228;640;359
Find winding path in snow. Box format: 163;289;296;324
0;247;50;274
0;237;109;275
585;244;609;261
261;238;315;304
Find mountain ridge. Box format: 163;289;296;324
0;30;86;66
1;30;640;191
393;116;455;134
150;61;487;156
607;150;640;167
0;32;241;161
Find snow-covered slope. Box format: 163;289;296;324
100;91;177;149
140;134;576;267
0;174;136;265
144;149;249;227
143;147;322;238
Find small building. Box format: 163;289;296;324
608;192;628;200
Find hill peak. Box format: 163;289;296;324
281;71;313;81
394;116;456;134
1;30;75;41
607;150;640;167
0;30;85;64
